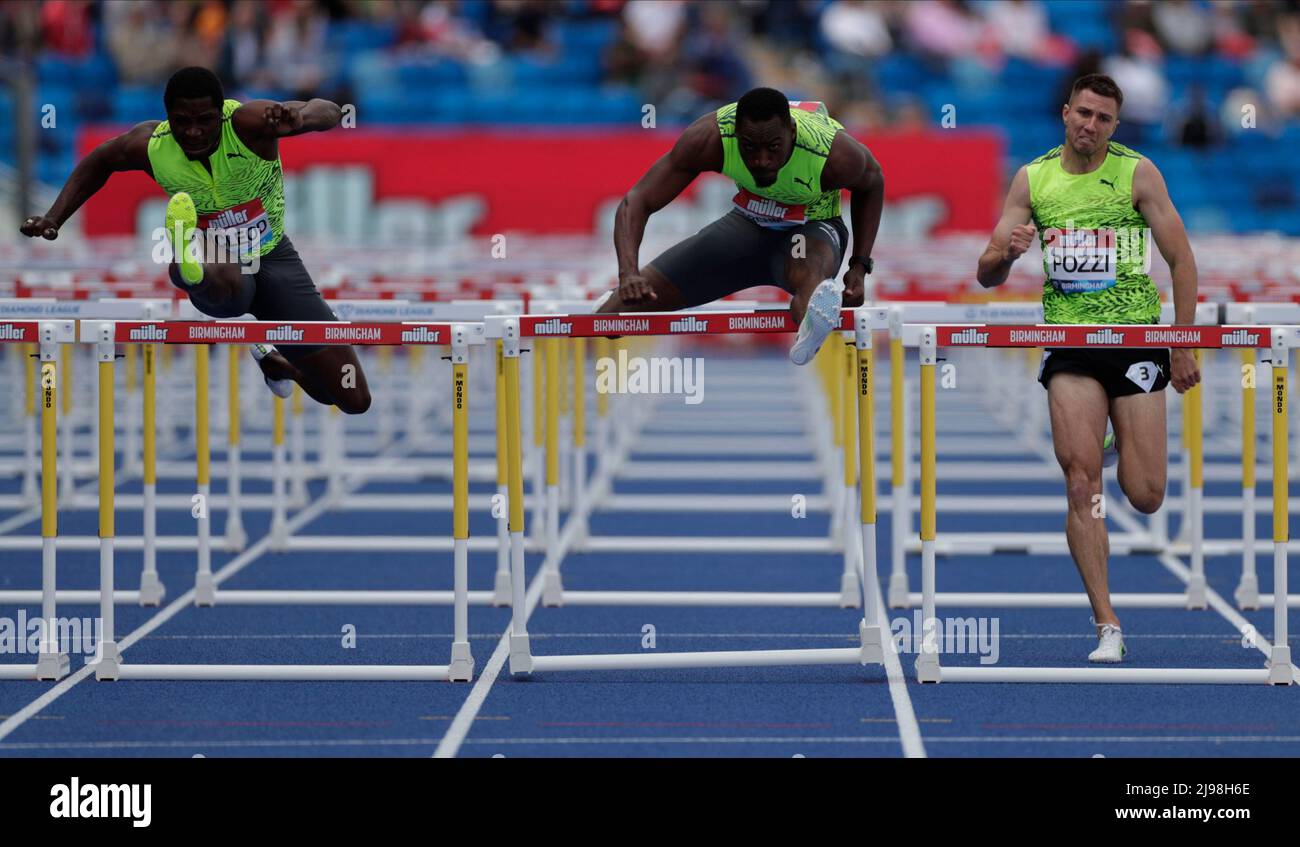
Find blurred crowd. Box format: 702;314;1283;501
4;0;1300;141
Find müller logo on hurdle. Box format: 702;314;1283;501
1086;327;1126;345
0;323;28;341
668;316;709;333
1221;328;1262;347
401;325;441;344
532;318;573;335
950;327;989;345
128;324;169;342
266;324;305;342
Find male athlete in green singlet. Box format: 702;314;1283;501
19;67;369;413
977;74;1202;663
598;87;885;366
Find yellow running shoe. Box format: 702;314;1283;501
165;192;203;285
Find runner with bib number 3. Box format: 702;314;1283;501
976;74;1202;665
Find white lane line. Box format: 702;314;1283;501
117;631;1287;641
0;479;341;744
875;593;926;758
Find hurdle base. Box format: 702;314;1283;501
542;569;565;607
491;571;513;607
138;572;166;607
915;650;941;684
92;641;122;681
1184;575;1208;610
888;572;910;608
35;650;70;682
448;642;474;683
859;621;884;665
509;632;533;675
839;571;861;609
194;573;217;607
528;646;864;672
111;664;452;681
1234;574;1260;610
224;518;248;553
1267;647;1294;685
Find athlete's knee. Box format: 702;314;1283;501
335;386;371;415
1124;477;1165;514
1062;463;1100;508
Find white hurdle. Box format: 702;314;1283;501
78;318;481;682
908;320;1293;685
487;308;885;676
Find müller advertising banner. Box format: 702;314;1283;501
77;127;1002;240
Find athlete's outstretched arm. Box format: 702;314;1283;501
976;165;1033;288
820;132;884;306
1134;156;1200;391
18;121;155;240
235;99;343;141
614;113;721;302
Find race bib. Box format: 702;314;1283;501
197;198;271;254
732;187;807;228
1043;227;1116;293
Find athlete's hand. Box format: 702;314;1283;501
618;272;657;305
1169;347;1200;394
842;264;866;307
263;103;304;135
19;215;59;240
1004;222;1036;262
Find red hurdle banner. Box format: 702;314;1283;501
935;324;1274;349
517;310;855;338
110;321;458;345
0;322;40;343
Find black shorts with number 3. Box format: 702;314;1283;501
1038;347;1171;398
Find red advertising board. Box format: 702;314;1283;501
77;126;1002;238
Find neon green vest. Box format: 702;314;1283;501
1026;141;1157;324
717;100;843;227
147;99;285;257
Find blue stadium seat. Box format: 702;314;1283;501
114;87;161;124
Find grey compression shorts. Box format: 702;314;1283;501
646;209;850;307
168;235;338;363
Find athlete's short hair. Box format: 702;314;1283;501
164;67;225;112
735;87;793;127
1069;74;1123;112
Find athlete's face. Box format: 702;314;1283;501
1062;90;1119;156
167;97;223;158
736;116;795;187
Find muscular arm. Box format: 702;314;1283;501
976;165;1033;288
614;113;722;278
233;98;343;158
820;131;884;262
1134;158;1197;326
23;121;156;237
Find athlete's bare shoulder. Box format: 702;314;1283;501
102;120;159;173
674;112;723;173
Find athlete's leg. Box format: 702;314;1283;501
1109;390;1167;514
247;237;372;413
781;229;843;326
596;264;688;313
169;259;255;318
1048;372;1119;629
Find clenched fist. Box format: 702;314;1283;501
20;215;59;240
1004;222;1036;262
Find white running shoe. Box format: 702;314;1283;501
1088;623;1126;663
789;278;844;366
251;344;294;399
1102;430;1118;468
